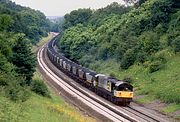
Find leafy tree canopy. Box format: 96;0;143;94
59;0;180;70
0;0;51;101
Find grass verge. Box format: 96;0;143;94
0;91;95;122
161;104;180;113
32;33;54;53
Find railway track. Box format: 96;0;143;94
37;40;172;122
38;45;131;122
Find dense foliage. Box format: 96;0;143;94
58;0;180;104
0;0;51;43
0;0;51;102
11;34;36;85
0;33;31;102
59;0;179;69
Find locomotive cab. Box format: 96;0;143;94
113;81;133;100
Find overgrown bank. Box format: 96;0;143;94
0;0;52;102
0;32;96;122
57;0;180;119
0;93;95;122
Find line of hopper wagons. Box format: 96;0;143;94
47;35;133;106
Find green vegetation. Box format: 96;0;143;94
32;33;54;52
134;95;155;104
47;17;64;32
0;33;31;102
58;0;180;115
31;72;50;98
0;92;95;122
161;104;180;113
0;0;51;43
11;34;36;85
0;0;51;111
0;0;53;102
0;0;97;121
59;0;180;69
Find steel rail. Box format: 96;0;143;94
38;45;131;122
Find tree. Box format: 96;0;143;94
0;0;50;43
0;14;13;31
138;31;160;54
120;49;136;69
123;0;147;6
11;34;36;85
63;8;92;29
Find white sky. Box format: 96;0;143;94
11;0;125;16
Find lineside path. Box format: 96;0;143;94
37;45;131;122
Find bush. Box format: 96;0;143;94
136;51;148;63
120;49;136;69
152;50;168;63
79;54;94;67
146;49;169;73
0;70;30;102
171;36;180;53
109;72;116;77
5;84;30;102
31;80;50;97
123;77;133;83
97;45;109;60
148;60;163;73
138;31;161;54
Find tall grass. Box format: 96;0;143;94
0;93;95;122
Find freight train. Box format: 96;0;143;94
47;35;133;106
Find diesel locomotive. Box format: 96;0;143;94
47;35;133;106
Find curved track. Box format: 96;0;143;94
37;37;172;122
38;45;131;122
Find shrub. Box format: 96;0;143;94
109;72;116;77
79;54;94;67
146;50;169;73
148;60;163;73
123;77;133;83
98;46;109;60
171;36;180;53
136;51;148;63
138;31;160;54
5;84;30;102
120;49;136;69
31;79;50;97
152;50;167;63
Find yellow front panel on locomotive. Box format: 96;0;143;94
114;91;133;98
